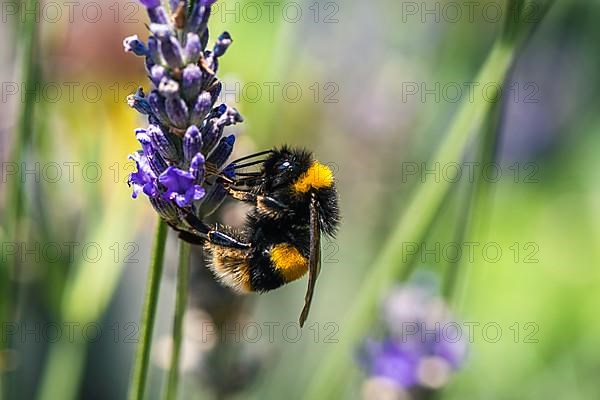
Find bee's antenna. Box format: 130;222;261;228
229;150;274;164
235;172;263;177
231;159;268;169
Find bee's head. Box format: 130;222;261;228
264;146;340;236
262;146;315;191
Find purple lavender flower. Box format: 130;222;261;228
359;285;468;391
125;0;243;231
159;163;205;208
129;152;157;199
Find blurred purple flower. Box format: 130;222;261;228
359;285;468;391
363;339;420;388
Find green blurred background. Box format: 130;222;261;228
1;0;600;399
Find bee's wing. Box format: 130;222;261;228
299;193;322;328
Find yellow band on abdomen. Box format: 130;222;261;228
270;243;308;282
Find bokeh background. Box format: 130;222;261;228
2;0;600;399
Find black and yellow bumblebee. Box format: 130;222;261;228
181;146;340;326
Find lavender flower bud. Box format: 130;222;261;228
182;64;202;102
168;0;179;13
184;33;202;64
158;77;179;96
201;122;223;154
123;35;148;56
207;135;235;168
209;82;222;104
183;125;203;163
158;78;188;128
148;90;171;126
150;23;172;39
141;1;169;24
166;96;190;129
200;30;209;50
127;87;152;115
190;91;213;126
148;124;179;161
136;129;168;175
217;105;244;127
135;129;153;156
140;0;160;7
136;130;167;176
202;105;242;153
204;51;218;73
150;65;167;87
147;37;163;66
187;2;211;34
145;56;155;75
213;32;232;58
161;36;185;69
190;153;206;185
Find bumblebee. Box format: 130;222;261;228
182;146;340;326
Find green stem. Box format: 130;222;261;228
6;0;39;237
304;39;517;400
37;342;87;400
129;218;169;400
444;0;555;302
1;1;39;397
163;241;191;400
442;94;505;301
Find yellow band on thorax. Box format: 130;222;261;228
293;162;334;193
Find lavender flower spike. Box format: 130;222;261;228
126;0;243;226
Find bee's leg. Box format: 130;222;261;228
207;229;251;249
182;213;211;235
182;211;251;249
225;187;290;217
167;221;205;245
224;187;259;202
178;231;206;245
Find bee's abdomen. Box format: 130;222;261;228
247;243;307;292
205;242;254;293
206;238;309;293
